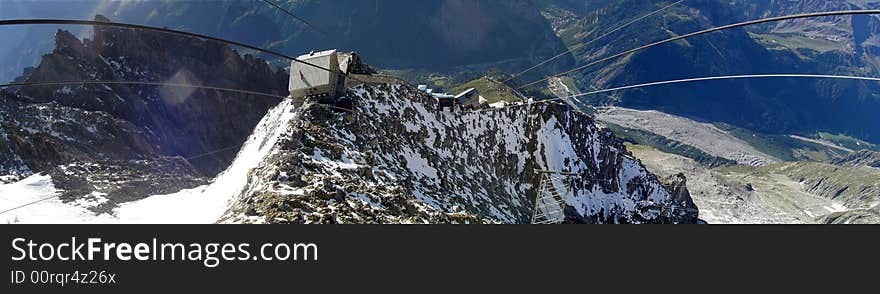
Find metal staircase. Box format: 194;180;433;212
531;170;577;224
529;170;700;224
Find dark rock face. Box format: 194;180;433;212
16;15;287;175
833;150;880;168
661;173;700;224
0;96;157;172
47;159;208;214
1;15;287;209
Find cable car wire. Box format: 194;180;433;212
0;19;343;77
503;0;684;84
0;78;292;217
259;0;328;37
0;144;245;216
555;73;880;102
489;73;880;111
514;10;880;90
0;80;289;99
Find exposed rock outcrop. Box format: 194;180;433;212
833;150;880;168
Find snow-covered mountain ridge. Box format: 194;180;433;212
222;83;699;224
1;80;699;224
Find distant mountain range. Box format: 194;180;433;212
0;0;571;79
537;0;880;144
1;0;878;145
0;14;699;224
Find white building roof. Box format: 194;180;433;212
299;49;337;60
431;93;455;99
455;88;477;99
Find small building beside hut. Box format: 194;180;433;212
455;88;482;109
434;94;456;111
417;85;487;111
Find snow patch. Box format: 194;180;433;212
401;146;438;179
0;174;114;224
113;99;298;223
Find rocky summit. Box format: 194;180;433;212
222;83;699;224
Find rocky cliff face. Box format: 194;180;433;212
833;150;880;168
771;162;880;224
15;15;287;175
222;83;699;224
1;15;286;211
